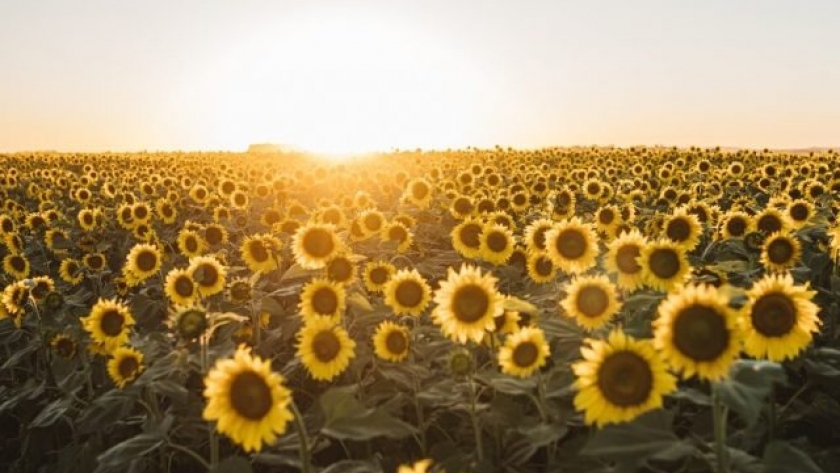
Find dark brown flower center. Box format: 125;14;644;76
555;228;587;259
327;258;353;282
9;256;26;272
385;330;408;355
118;355;140;379
599;209;615;225
249;240;269;262
648;248;680;279
726;217;747;237
452;284;490;323
369;267;389;285
196;263;219;287
597;351;653;407
302;228;335;258
751;293;796;337
230;370;273;420
136;250;158;272
767;237;795;265
666;218;691;242
534;256;553;276
312;330;341;362
174;276;194;297
459;223;482;249
789;203;809;222
576;285;609;318
395;280;424;308
100;309;125;337
757;214;783;234
672;305;730;361
512;341;539;367
486;231;508;253
616;245;642;274
311;286;339;315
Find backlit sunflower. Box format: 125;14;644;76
241;233;281;273
107;346;145;389
382;221;413;253
544;217;599;275
188;255;227;297
653;284;741;381
81;298;135;352
639;239;690;293
123;243;162;284
573;330;676;426
292;222;342;270
741;273;820;361
384;269;432;316
451;217;484;259
560;275;622;331
604;229;647;291
299;278;346;323
760;232;801;273
431;264;505;344
479;223;515;265
404;178;433;209
498;326;550;378
363;261;395;293
296;317;356;381
164;268;198;306
203;345;294;452
372;320;411;362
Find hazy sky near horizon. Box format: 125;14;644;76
1;0;839;153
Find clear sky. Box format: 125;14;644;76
1;0;839;154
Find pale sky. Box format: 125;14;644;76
1;0;839;153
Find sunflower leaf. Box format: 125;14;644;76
715;360;786;427
211;456;254;473
762;441;824;473
581;410;680;462
95;433;163;470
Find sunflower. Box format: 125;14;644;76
719;211;753;240
594;205;621;236
523;218;554;253
241;234;281;273
397;459;434;473
292;222;342;270
560;275;622;331
30;276;54;300
164;268;198;306
325;254;357;284
177;228;207;258
3;253;30;280
451;217;484;259
384;269;432;316
479;223;515;265
203;223;229;247
741;273;820;362
50;333;77;359
296;317;356;381
450;195;475;219
81;298;135;352
372;320;411;362
755;207;790;235
123;243;162;284
639;239;690;292
573;330;676;427
226;277;253;304
299;278;346;323
188;255;227;297
604;229;647;291
526;252;557;284
57;258;83;285
203;345;294;452
662;208;702;251
785;199;814;229
498;326;550;378
363;261;396;293
760;232;801;273
544;218;599;275
382;221;413;253
653;284;741;381
431;264;505;344
45;229;70;252
168;304;209;341
155;199;178;224
404;178;433;209
107;346;145;389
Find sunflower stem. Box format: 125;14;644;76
767;386;776;441
712;383;729;473
468;375;485;464
290;399;313;473
199;334;219;469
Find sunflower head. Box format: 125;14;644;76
431;264;504;344
384;269;432;317
498;327;550;378
296;317;356;381
560;275;622;331
372;321;411;363
108;346;145;389
292;222;342;270
169;305;209;341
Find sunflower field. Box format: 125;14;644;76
1;147;839;473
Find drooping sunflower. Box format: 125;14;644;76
299;278;346;323
168;304;209;341
292;222;343;270
639;239;690;293
3;253;30;280
604;229;647;291
241;233;282;273
107;346;145;389
662;208;703;251
740;273;820;362
526;252;557;284
363;261;396;293
573;330;677;427
203;345;294;452
760;232;801;273
451;217;485;259
431;264;505;344
560;275;622;331
544;218;599;275
123;243;162;284
498;326;550;378
164;268;198;306
296;317;356;381
177;228;207;258
479;223;515;266
384;269;432;316
81;298;135;352
188;255;228;297
372;320;411;363
653;284;741;381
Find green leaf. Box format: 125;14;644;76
348;292;374;313
715;360;786;426
211;456;254;473
476;370;537;395
581;410;680;462
762;441;824;473
321;460;382;473
30;396;73;428
95;433;163;470
322;407;417;441
502;296;539;315
319;386;364;424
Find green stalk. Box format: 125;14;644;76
200;334;219;469
468;376;485;464
712;383;729;473
290;400;312;473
